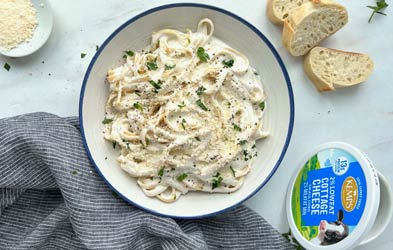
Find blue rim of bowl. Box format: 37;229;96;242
79;2;295;219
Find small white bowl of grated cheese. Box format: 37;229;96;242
0;0;53;57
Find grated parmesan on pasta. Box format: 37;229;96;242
0;0;38;50
104;19;268;203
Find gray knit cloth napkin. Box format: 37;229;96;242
0;113;294;250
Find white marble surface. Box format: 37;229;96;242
1;0;392;249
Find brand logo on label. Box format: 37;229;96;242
341;176;358;212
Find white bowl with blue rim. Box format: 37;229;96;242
79;3;294;218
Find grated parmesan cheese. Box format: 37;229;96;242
0;0;38;50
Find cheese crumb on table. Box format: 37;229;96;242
0;0;38;50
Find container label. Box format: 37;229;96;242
291;148;367;246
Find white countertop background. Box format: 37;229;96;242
1;0;392;249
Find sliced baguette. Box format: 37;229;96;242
282;0;348;56
267;0;311;25
304;47;374;91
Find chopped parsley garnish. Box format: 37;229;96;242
133;102;143;111
96;45;99;51
195;136;201;141
134;90;141;96
158;168;164;177
177;173;188;181
196;99;209;111
81;53;86;58
112;191;119;198
233;123;242;132
71;170;78;175
259;101;265;111
4;63;10;71
102;118;113;124
197;47;210;62
123;50;134;59
112;142;117;149
149;79;162;92
367;0;388;23
222;59;234;68
238;140;247;145
181;118;186;130
252;144;256;149
230;166;236;177
125;50;134;57
146;58;158;71
146;138;150;146
212;172;223;189
243;150;251;161
164;64;176;70
187;38;191;44
196;86;206;96
282;230;305;250
178;102;186;109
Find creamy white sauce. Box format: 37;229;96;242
103;19;268;202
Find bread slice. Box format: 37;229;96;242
282;0;348;56
304;47;374;91
267;0;311;25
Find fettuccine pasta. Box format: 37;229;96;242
103;19;268;203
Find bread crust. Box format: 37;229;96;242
267;0;283;24
282;0;348;56
304;50;333;91
304;47;374;91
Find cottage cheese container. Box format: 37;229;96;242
286;142;392;250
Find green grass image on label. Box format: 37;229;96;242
291;154;320;240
